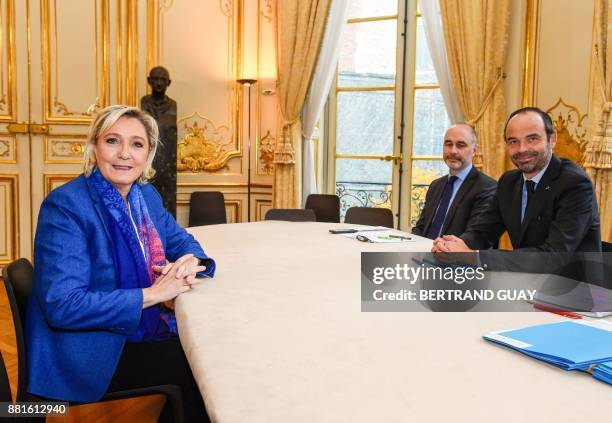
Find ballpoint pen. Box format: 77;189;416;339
388;235;412;240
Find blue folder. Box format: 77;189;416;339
593;361;612;384
483;320;612;385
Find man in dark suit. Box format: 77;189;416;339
433;107;602;282
412;123;497;240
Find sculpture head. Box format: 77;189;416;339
147;66;171;97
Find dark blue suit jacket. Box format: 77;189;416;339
26;174;212;402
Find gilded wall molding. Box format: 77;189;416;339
42;0;110;123
0;174;18;264
43;174;78;196
260;0;272;22
0;133;16;163
44;134;86;164
255;198;271;221
0;0;16;121
522;0;541;106
169;0;242;175
224;199;240;223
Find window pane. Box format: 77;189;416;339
336;158;392;184
415;18;437;85
412;88;449;156
336;158;393;217
338;20;397;87
409;160;447;227
336;91;394;155
347;0;397;19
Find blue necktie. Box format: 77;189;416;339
522;180;536;223
426;175;458;239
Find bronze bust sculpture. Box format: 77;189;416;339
141;66;178;217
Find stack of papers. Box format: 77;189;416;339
484;320;612;385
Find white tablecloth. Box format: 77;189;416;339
175;221;611;423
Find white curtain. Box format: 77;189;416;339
300;0;349;204
420;0;463;123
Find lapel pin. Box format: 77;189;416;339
545;186;550;190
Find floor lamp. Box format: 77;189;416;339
237;78;257;222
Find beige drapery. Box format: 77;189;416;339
440;0;511;179
586;0;612;242
273;0;331;208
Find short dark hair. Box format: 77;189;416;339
504;107;555;142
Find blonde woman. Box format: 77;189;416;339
27;105;214;421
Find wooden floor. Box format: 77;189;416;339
0;277;165;422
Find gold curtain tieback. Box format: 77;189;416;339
467;69;506;126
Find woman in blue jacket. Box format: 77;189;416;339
26;105;215;422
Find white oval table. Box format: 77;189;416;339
175;221;611;423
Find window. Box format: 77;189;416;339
327;0;450;227
332;0;398;217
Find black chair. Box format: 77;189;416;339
189;191;227;227
2;258;185;422
602;241;612;253
0;351;11;402
344;207;394;228
305;194;340;223
264;209;316;222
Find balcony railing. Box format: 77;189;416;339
335;181;430;226
335;181;391;217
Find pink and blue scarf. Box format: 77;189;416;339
91;168;177;342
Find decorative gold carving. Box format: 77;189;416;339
260;0;272;22
45;135;87;163
0;133;15;163
258;130;275;175
177;114;236;172
220;0;233;17
546;98;588;166
50;141;84;158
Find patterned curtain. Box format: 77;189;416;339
440;0;511;179
585;0;612;242
274;0;331;208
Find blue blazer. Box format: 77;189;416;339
26;174;214;402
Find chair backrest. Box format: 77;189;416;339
0;350;11;402
264;209;316;222
2;258;34;401
188;191;227;227
305;194;340;223
344;207;394;228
